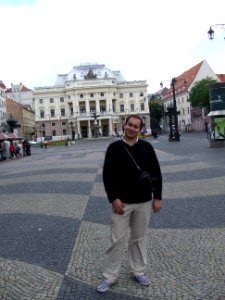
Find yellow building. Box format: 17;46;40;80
34;63;149;139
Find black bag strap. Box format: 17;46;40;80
122;143;142;171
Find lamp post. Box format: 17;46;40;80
149;95;158;138
207;24;225;40
160;78;180;142
39;125;43;148
70;121;75;141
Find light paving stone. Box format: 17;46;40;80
163;176;225;198
0;258;63;300
162;162;210;173
0;194;88;219
90;182;107;198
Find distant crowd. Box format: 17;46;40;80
0;140;31;161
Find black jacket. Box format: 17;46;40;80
103;139;162;204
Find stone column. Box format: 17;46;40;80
88;120;92;137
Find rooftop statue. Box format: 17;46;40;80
84;69;97;79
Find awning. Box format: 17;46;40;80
207;110;225;117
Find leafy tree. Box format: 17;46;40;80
189;77;218;110
149;97;164;130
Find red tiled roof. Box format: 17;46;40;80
216;74;225;82
0;80;6;89
162;61;203;99
21;85;32;92
5;85;33;93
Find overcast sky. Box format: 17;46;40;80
0;0;225;93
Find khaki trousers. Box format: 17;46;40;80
102;201;151;282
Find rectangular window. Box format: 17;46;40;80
130;92;133;97
40;110;44;118
62;121;66;126
119;93;123;98
130;103;134;111
39;99;43;104
61;108;65;116
63;129;67;135
52;130;56;136
120;104;124;112
100;105;106;112
52;122;55;126
140;103;145;111
50;109;55;117
50;98;54;103
60;97;64;102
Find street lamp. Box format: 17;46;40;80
39;125;43;148
160;78;180;141
149;95;158;138
38;123;45;148
70;121;75;141
207;24;225;40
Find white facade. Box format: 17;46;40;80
6;83;35;111
34;64;149;139
162;60;220;132
0;83;6;126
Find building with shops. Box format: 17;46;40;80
34;63;149;139
5;98;35;139
160;60;221;132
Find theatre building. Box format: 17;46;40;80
34;63;149;139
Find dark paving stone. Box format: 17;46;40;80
57;277;149;300
0;168;98;180
163;167;225;182
150;195;225;229
0;181;93;195
83;196;111;225
0;213;80;274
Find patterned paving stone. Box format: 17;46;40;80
0;213;80;274
0;194;88;219
82;196;111;224
0;258;63;300
0;134;225;299
0;181;93;195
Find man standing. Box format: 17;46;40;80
97;114;162;293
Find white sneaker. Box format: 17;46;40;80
133;275;150;286
97;280;112;293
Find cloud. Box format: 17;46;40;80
1;0;225;93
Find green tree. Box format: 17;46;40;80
149;97;164;130
189;77;218;110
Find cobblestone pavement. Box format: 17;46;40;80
0;133;225;300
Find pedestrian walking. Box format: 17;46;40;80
97;114;162;293
9;141;15;159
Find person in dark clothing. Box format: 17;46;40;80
97;114;162;293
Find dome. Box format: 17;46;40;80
55;63;125;85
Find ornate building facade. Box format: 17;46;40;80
34;63;149;139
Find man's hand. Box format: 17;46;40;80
152;199;161;213
112;199;125;215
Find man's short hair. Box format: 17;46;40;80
124;114;144;129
